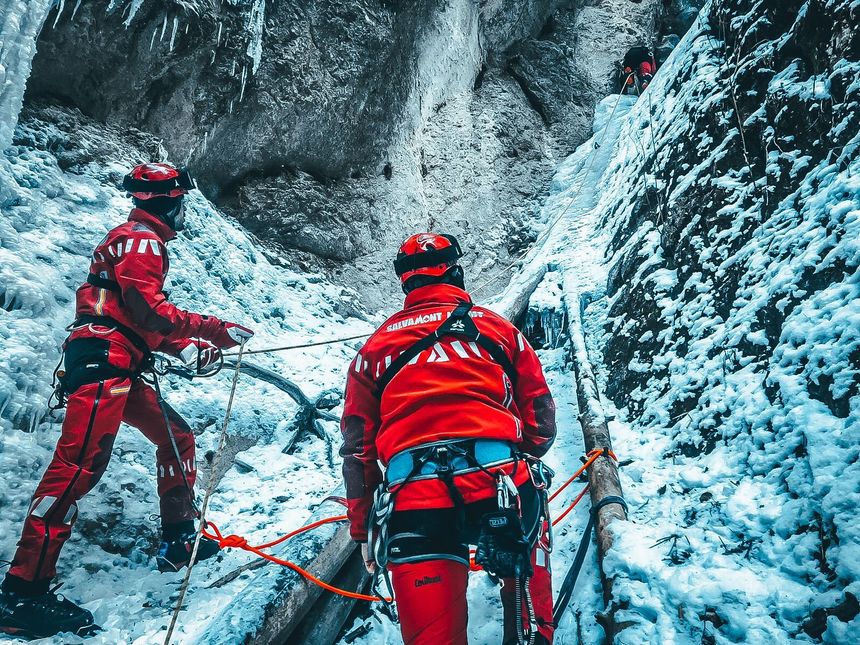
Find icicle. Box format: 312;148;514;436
210;50;216;65
53;0;66;29
216;22;223;48
169;16;179;52
160;13;168;41
150;27;158;51
71;0;83;21
184;145;196;166
245;0;266;74
185;22;189;35
239;65;247;102
231;60;237;76
0;0;54;149
228;99;234;115
123;0;145;27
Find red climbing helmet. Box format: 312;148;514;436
394;233;463;284
122;163;195;200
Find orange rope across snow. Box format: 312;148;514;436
549;448;618;527
548;448;615;503
202;449;617;599
203;516;392;603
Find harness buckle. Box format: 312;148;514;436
432;446;453;476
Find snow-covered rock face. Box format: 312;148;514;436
23;0;664;308
585;0;860;641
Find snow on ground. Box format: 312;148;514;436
0;106;377;644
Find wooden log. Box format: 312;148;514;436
193;489;358;645
563;284;628;641
485;261;548;323
289;549;372;645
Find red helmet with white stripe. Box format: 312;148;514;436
122;163;195;200
394;233;463;285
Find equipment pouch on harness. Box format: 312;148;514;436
50;336;153;409
475;507;532;578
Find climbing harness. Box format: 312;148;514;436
375;300;517;397
366;437;547;645
48;317;156;410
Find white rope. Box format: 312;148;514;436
162;340;247;645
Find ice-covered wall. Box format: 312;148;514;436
566;0;860;641
0;0;53;150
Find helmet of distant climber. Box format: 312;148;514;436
0;161;254;639
340;232;558;644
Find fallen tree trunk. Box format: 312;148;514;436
193;488;357;645
486;261;548;323
289;550;371;644
564;283;628;642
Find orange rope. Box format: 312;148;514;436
548;448;616;502
552;484;590;526
203;517;391;603
200;449;618;601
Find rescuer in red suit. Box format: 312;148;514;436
0;163;254;639
622;45;657;93
341;233;557;645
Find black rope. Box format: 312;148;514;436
150;372;200;517
552;495;628;621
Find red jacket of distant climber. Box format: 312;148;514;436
76;208;235;355
340;283;557;542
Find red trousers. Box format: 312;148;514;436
9;373;196;582
389;519;554;645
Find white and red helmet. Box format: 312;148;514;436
122;163;195;200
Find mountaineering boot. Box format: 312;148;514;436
0;582;99;639
640;73;653;90
156;521;221;572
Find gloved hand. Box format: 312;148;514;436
178;339;222;374
200;316;255;349
360;542;376;574
225;321;254;345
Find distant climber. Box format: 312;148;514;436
622;45;657;94
340;233;557;644
0;163;254;639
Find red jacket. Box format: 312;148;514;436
74;208;230;356
341;283;556;541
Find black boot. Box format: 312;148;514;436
0;576;99;639
156;521;221;573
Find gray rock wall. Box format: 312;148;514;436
26;0;668;309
